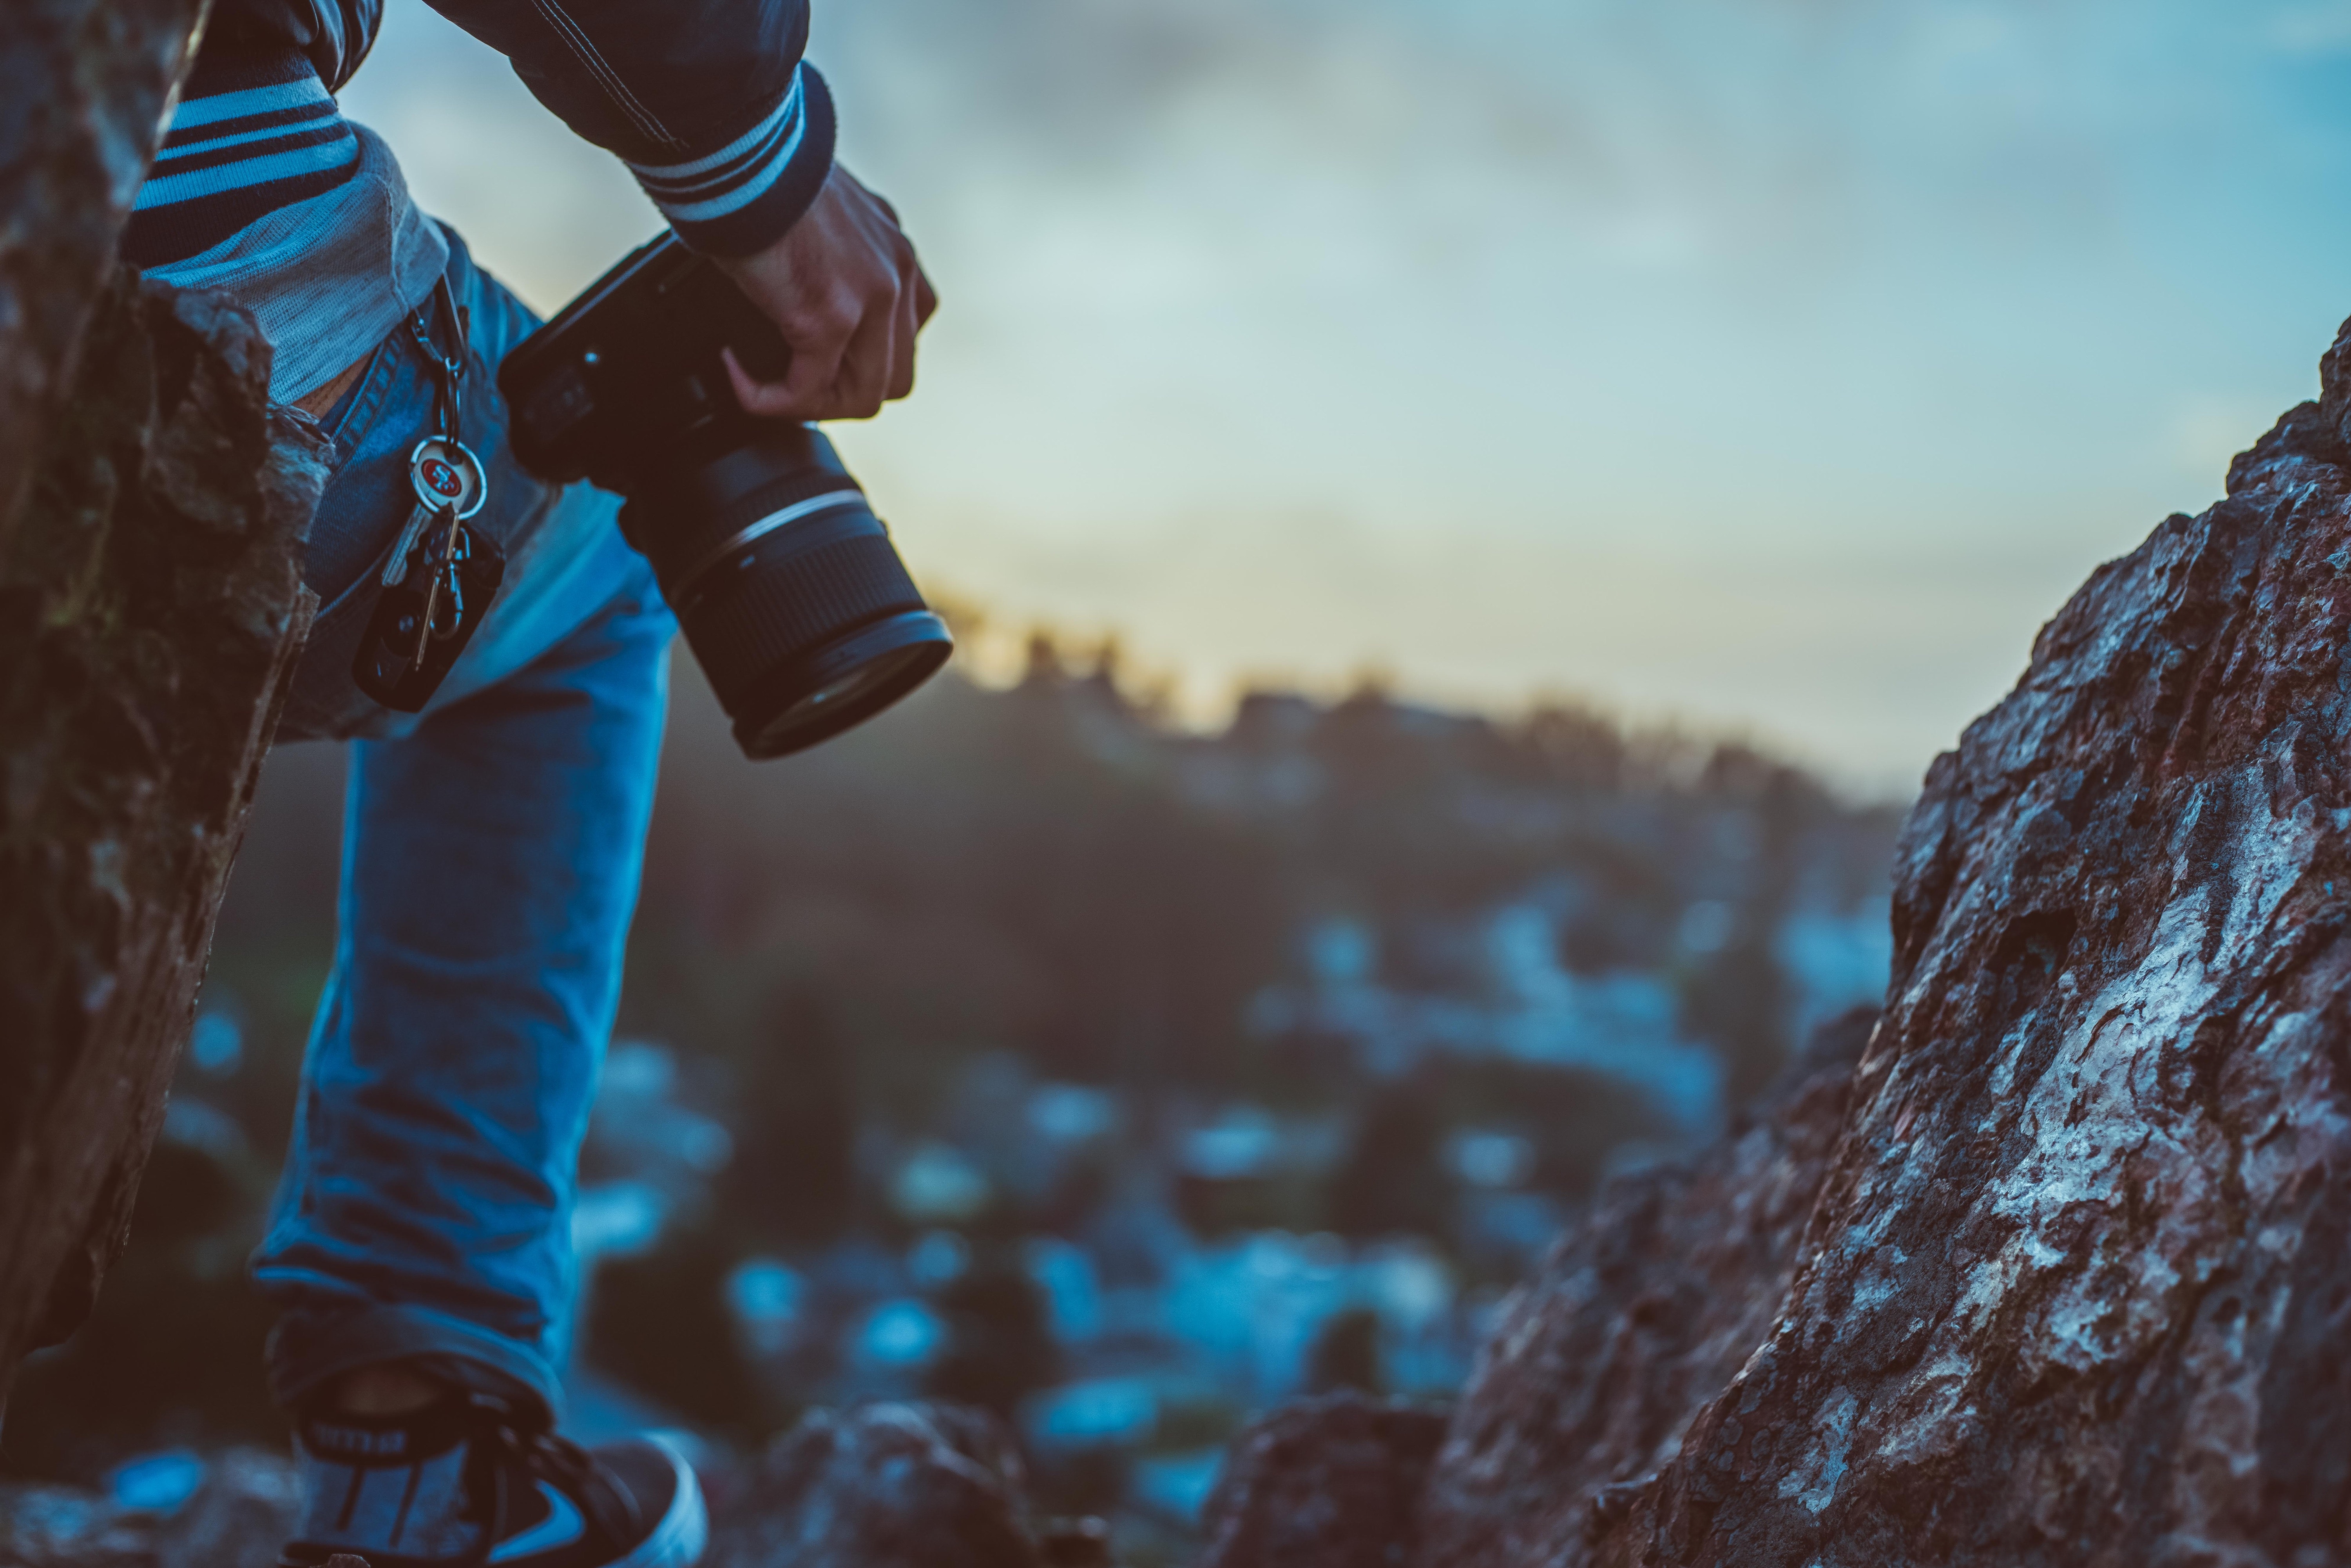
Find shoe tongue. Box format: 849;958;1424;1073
300;1397;478;1466
286;1401;489;1563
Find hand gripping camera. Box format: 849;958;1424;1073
499;233;952;759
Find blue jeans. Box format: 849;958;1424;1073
252;229;674;1423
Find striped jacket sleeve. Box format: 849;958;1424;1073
417;0;836;256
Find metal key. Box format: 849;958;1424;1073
355;507;506;712
407;509;476;666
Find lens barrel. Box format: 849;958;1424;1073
498;234;953;759
621;421;952;759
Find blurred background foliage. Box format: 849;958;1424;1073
1;620;1896;1544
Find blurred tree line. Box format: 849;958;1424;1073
1;627;1900;1475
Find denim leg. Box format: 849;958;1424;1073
254;519;675;1421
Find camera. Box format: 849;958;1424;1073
498;232;952;759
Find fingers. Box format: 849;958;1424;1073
724;278;859;419
913;264;938;330
725;302;897;421
888;257;922;402
739;253;912;420
714;164;936;422
830;288;899;419
730;276;898;420
776;301;856;414
721;347;795;419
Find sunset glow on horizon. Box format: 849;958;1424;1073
343;0;2351;792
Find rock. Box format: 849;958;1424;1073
0;0;313;1402
1196;1391;1449;1568
152;1448;300;1568
1416;1008;1875;1568
705;1401;1042;1568
0;264;327;1397
0;0;204;538
1544;316;2351;1564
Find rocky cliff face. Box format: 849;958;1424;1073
1202;315;2351;1568
1403;319;2351;1566
1411;1011;1873;1568
1199;1392;1450;1568
0;0;205;548
0;269;326;1392
0;0;314;1407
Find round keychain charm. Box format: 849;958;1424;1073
408;436;487;520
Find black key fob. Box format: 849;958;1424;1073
353;519;506;712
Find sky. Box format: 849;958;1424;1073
341;0;2351;793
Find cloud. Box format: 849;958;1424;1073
815;0;2193;290
2264;3;2351;54
337;0;2351;787
816;0;1557;179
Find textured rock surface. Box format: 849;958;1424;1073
1416;1009;1875;1568
704;1402;1043;1568
0;266;326;1392
0;0;205;543
1197;1392;1449;1568
1556;318;2351;1566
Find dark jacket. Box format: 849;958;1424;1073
205;0;833;255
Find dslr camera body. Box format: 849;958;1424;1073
499;233;951;759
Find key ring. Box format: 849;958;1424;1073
400;275;483;667
356;272;507;714
408;274;471;447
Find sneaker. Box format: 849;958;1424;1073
279;1398;707;1568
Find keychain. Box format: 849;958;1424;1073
354;279;507;712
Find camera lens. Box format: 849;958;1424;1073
499;235;955;759
619;420;952;758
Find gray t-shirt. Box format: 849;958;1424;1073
150;125;448;406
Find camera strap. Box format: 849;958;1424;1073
352;276;508;712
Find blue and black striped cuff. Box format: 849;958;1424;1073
124;48;360;268
625;64;837;257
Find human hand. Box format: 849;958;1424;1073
712;163;937;421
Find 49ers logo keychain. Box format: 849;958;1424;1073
416;444;476;508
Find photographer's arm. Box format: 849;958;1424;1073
417;0;934;419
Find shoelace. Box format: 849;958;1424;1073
461;1410;643;1567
